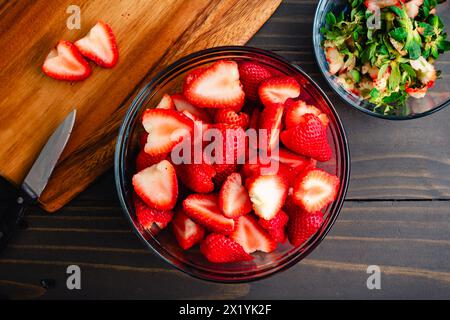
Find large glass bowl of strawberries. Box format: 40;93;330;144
115;46;350;282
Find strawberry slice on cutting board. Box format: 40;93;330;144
182;194;235;234
230;215;277;253
141;108;194;156
42;40;91;81
75;21;119;68
132;160;178;210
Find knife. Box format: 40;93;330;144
0;110;76;251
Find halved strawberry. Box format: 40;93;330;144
258;76;300;108
183;60;245;110
42;40;91;81
219;173;252;218
210;123;247;164
155;94;175;109
176;163;216;193
284;99;329;128
135;149;167;172
325;46;344;75
280;114;332;162
292;168;340;213
230;215;277;253
172;94;212;123
214;108;249;129
132;160;178;210
258;104;284;152
74;21;118;68
287;209;323;247
238;61;274;101
134;195;174;232
213;163;239;186
270;147;316;173
405;85;428;99
182;194;235;233
246;174;288;220
142;108;194;156
259;210;289;243
172;209;205;250
200;234;253;263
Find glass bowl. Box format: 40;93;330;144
313;0;450;120
115;46;350;283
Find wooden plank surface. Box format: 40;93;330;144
0;0;281;212
0;0;449;299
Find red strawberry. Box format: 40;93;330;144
259;210;289;243
172;94;212;123
134;195;174;232
284;99;329;128
238;61;274;101
211;123;247;164
176;163;216;193
74;21;118;68
280;114;332;162
213;163;239;186
42;40;91;81
136;149;167;172
182;194;235;233
172;209;205;250
230;215;277;253
246;174;288;220
287;209;323;246
200;234;253;263
142;108;194;156
155;94;175;109
258;104;284;152
293;168;339;213
132;160;178;210
219;173;252;218
214;108;249;129
270;147;316;172
138;132;149;149
183;60;245;110
258;76;301;108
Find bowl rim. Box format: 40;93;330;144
312;0;450;120
114;45;351;283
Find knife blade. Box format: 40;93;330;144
21;109;76;201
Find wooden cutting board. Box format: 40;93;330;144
0;0;281;212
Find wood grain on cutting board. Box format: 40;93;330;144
0;0;281;212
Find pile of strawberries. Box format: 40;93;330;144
132;59;340;263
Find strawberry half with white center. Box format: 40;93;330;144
259;210;289;243
219;173;252;218
246;174;288;220
200;234;253;263
284;99;329;128
280;113;332;162
292;168;339;213
405;0;423;19
182;194;235;233
238;61;274;101
259;104;284;152
155;94;175;109
287;209;323;247
172;209;205;250
214;108;250;129
135;149;167;172
134;195;174;232
176;163;216;193
172;94;212;123
230;215;277;253
74;21;118;68
405;84;428;99
183;60;245;110
142;108;194;156
132;160;178;210
211;123;247;164
270;147;317;173
258;76;301;108
325;46;344;75
42;40;91;81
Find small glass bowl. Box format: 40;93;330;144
313;0;450;120
115;46;350;283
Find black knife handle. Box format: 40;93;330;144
0;177;26;252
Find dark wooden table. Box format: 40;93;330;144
1;0;449;300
